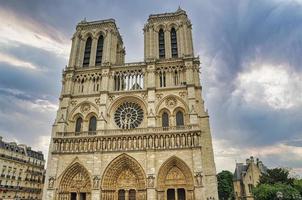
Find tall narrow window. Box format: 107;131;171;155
171;28;178;58
162;112;169;127
83;37;92;67
176;111;184;126
95;35;104;65
75;117;83;133
159;71;166;87
159;29;165;58
88;116;97;133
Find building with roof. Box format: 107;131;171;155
0;136;45;200
43;8;219;200
233;156;267;200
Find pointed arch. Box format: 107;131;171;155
101;154;146;200
58;161;92;200
157;156;194;190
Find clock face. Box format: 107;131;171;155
114;102;144;129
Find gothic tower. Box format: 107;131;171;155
43;9;218;200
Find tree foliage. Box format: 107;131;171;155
254;168;302;200
259;168;294;185
253;183;301;200
217;170;235;200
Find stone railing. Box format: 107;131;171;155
55;125;199;137
52;127;201;153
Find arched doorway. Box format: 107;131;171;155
101;154;147;200
157;156;194;200
58;162;91;200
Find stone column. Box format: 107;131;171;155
68;34;78;67
90;37;98;67
176;27;182;58
78;38;86;68
165;29;171;59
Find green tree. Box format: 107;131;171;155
259;168;294;185
253;183;301;200
217;170;235;200
293;179;302;195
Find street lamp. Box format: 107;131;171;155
276;191;283;200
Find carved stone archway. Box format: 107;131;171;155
157;156;195;200
58;162;92;200
101;154;147;200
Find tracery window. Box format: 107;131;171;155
75;117;83;133
88;116;97;133
95;35;104;65
159;29;165;59
114;102;144;129
176;111;184;126
171;28;178;58
83;37;92;67
162;112;169;127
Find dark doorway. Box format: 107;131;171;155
167;189;175;200
118;189;125;200
70;192;77;200
178;188;186;200
129;189;136;200
80;193;86;200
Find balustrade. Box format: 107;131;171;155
53;130;201;153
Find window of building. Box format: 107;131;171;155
75;117;83;133
162;112;169;127
159;71;166;87
95;35;104;65
88;116;97;133
159;29;165;58
176;111;184;126
173;70;179;86
171;28;178;58
83;37;92;67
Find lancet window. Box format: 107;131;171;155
176;111;184;126
83;37;92;67
88;116;97;133
75;117;83;133
159;29;165;59
95;35;104;65
162;112;169;127
171;28;178;58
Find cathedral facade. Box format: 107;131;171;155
43;8;218;200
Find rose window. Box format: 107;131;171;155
114;102;144;129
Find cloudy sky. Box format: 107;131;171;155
0;0;302;175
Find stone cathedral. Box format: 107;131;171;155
43;8;218;200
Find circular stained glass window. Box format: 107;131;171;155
114;102;144;129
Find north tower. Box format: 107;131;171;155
43;8;218;200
